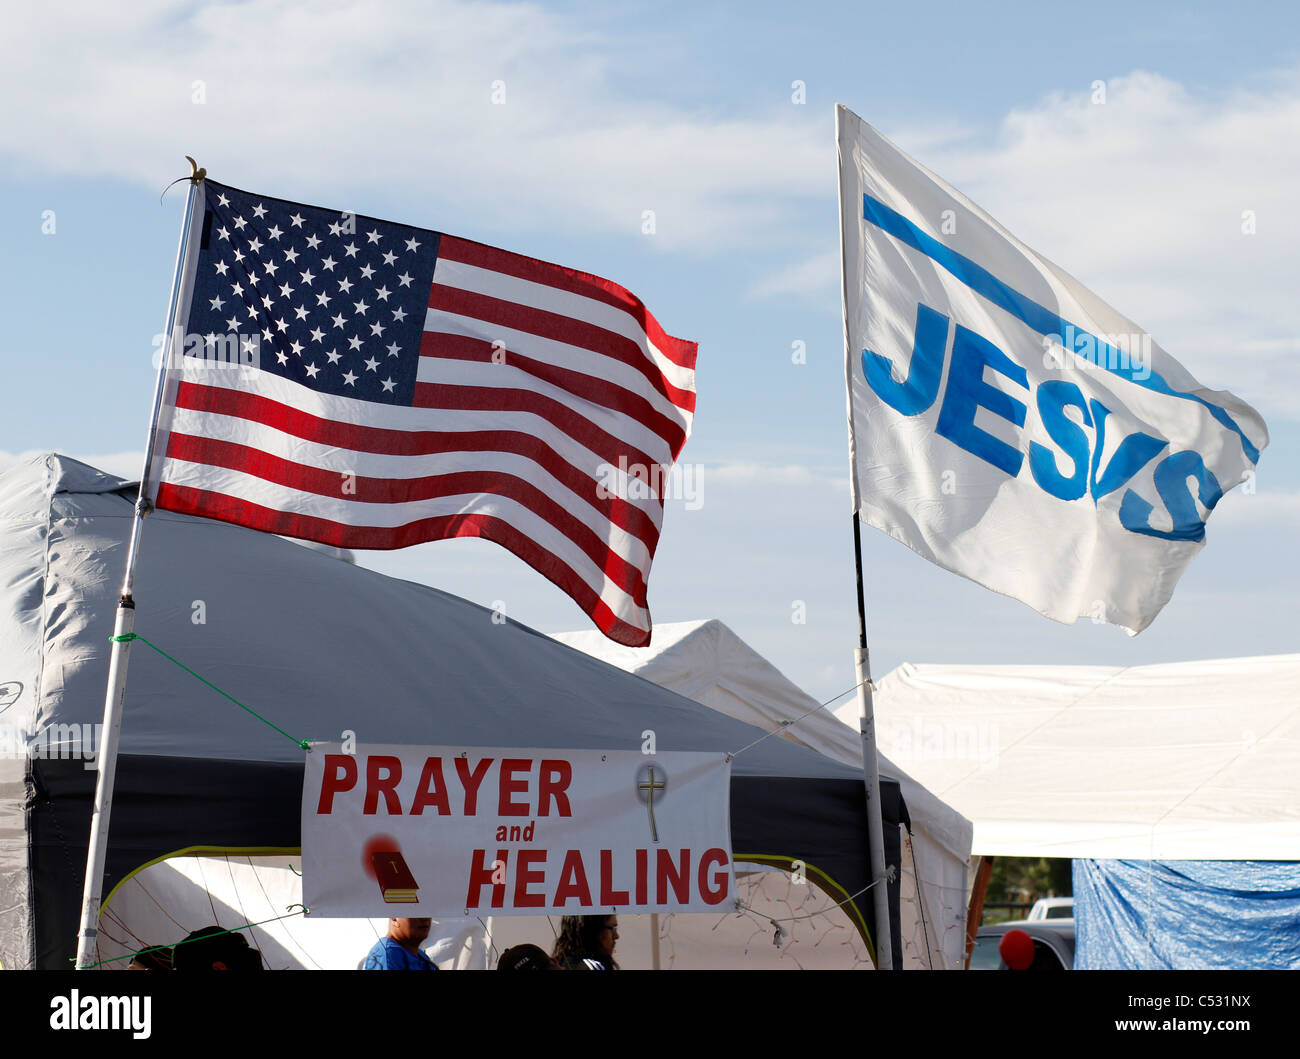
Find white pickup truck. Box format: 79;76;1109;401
1027;896;1074;921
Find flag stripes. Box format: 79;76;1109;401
152;181;695;644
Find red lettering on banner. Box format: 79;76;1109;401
514;849;548;908
498;758;532;816
465;848;509;908
316;754;357;814
698;848;730;905
656;849;690;904
363;756;402;815
537;760;573;817
634;848;648;905
599;850;629;905
455;757;493;815
409;757;450;816
554;850;593;907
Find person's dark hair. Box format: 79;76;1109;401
173;926;263;971
551;915;618;970
497;943;557;970
127;945;173;971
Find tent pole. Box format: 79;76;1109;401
74;174;202;969
964;855;994;969
851;512;895;970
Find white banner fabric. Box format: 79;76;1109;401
303;745;733;916
838;105;1268;633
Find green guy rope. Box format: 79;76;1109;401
110;632;311;751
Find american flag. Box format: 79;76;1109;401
149;180;697;646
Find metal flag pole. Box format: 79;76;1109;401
74;161;204;969
850;513;894;970
837;105;894;970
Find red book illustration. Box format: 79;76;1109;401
371;849;419;904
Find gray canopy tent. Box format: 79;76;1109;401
0;454;905;969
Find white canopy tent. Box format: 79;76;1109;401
833;654;1300;859
554;619;974;969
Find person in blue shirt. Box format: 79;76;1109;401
363;918;438;970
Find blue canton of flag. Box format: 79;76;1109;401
186;183;440;405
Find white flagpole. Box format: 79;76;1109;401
74;165;203;969
837;107;894;970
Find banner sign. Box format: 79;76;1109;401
837;105;1268;634
302;744;734;916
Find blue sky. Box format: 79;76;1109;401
2;0;1297;702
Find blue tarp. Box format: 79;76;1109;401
1074;859;1300;969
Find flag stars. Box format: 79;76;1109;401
233;215;247;230
289;213;304;228
294;305;309;321
209;295;225;311
328;221;341;236
275;349;289;365
353;299;369;315
217;226;230;241
316;291;332;307
338;277;354;294
284;248;300;264
332;312;347;329
279;282;294;298
264;260;279;277
231;248;245;263
267;225;283;241
348;335;364;351
375;286;391;302
386;342;401;357
217;193;230;208
381;377;396;393
262;326;274;343
290;340;304;357
248;237;263;254
276;318;289;333
306;234;322;250
226;315;240;331
214;260;229;275
252;203;267;219
309;327;325;343
321;256;337;271
299;268;315;286
230;282;244;298
369;321;385;337
326;349;342;365
343;243;360;259
392;306;406;322
381;251;397;266
342;370;358;386
366;229;381;244
405;237;420;253
397;272;413;288
364;356;379;372
261;293;274;310
305;363;320;379
359;264;375;280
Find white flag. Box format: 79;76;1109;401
837;105;1267;633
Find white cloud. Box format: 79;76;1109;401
909;70;1300;418
0;0;825;251
746;250;839;303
